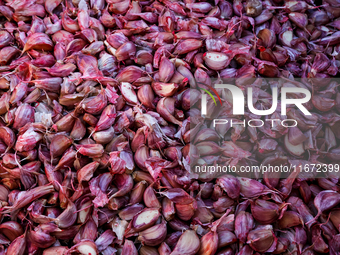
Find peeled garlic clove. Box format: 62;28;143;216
170;230;200;255
279;30;293;47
